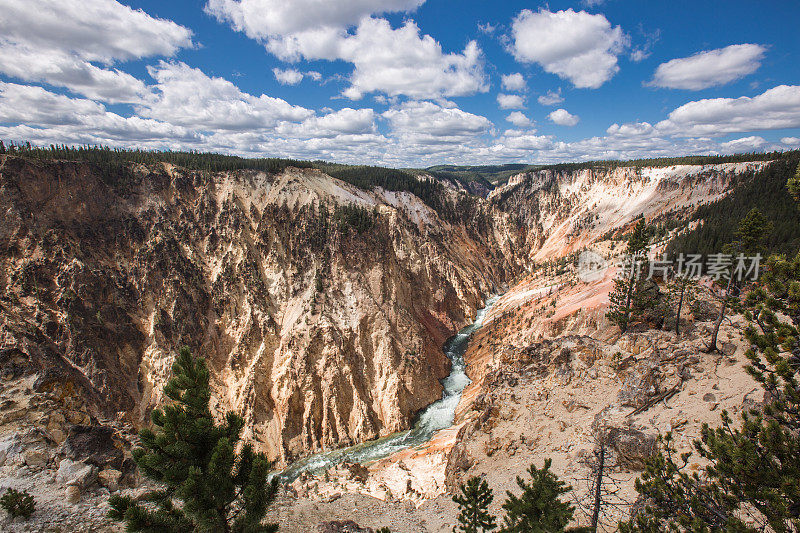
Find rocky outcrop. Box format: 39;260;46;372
61;425;123;468
604;427;657;471
318;521;376;533
490;161;772;260
0;156;525;464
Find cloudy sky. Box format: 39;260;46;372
0;0;798;167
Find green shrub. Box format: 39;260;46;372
0;488;35;519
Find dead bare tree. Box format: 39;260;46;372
573;428;633;532
667;272;697;337
704;274;731;352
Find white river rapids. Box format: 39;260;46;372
280;295;499;481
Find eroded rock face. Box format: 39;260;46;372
490;161;771;260
605;427;657;471
318;521;375;533
617;363;664;408
62;425;123;468
0;157;524;464
56;459;97;489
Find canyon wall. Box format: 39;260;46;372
0;156;770;467
491;162;771;260
0;156;525;464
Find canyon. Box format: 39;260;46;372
0;154;778;530
0;155;535;465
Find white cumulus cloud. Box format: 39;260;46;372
719;136;767;151
0;43;149;104
207;1;485;100
537;89;564;106
383;101;492;152
0;82;197;146
649;44;766;90
272;68;304;85
379;100;493;164
383;100;491;139
509;8;627;89
266;18;488;100
606;121;656;138
496;130;553;150
548;108;580;126
204;0;424;40
506;112;533;127
0;0;193;63
0;82;106;126
501;73;527;92
0;0;193;103
275;108;377;138
658;84;800;136
141;62;313;130
498;94;525;109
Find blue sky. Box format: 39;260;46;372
0;0;798;166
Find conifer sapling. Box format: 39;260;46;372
108;347;279;532
453;476;497;533
500;459;574;533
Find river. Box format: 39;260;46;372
280;294;499;481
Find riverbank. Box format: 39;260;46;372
281;296;499;482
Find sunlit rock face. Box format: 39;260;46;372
0;157;525;464
491;161;771;260
0;155;767;466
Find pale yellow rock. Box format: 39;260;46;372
48;428;67;444
65;485;81;504
23;449;48;467
98;469;122;492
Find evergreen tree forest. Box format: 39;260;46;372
0;141;316;175
332;204;377;234
666;152;800;257
0;142;462;222
531;150;795;175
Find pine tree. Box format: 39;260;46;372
706;208;771;352
500;459;574;533
789;162;800;201
626;219;650;255
736;208;772;256
108;347;279;532
619;250;800;533
667;274;697;336
453;476;497;533
607;219;651;333
606;273;639;332
617;432;753;533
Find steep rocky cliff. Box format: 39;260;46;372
269;161;779;532
0;156;525;464
0;153;784;531
0;156;773;468
491;162;771;259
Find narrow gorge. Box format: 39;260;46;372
0;155;527;466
